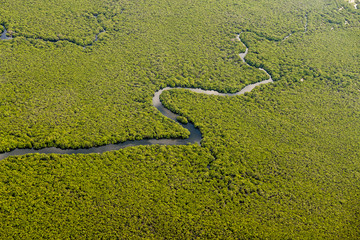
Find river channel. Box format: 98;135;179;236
0;33;273;160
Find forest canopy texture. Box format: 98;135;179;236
0;0;359;238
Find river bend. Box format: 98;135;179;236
0;34;273;160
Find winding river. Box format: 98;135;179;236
0;33;273;160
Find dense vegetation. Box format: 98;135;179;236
0;0;359;238
160;79;360;238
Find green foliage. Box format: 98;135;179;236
0;145;219;239
0;0;108;45
0;0;360;238
176;115;188;124
1;0;357;152
160;79;360;239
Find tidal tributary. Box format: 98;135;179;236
0;33;273;160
